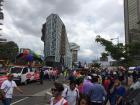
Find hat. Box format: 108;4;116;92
92;73;98;77
87;76;92;80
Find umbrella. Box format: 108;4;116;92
129;67;136;70
134;66;140;71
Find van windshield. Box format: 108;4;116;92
11;67;22;73
0;72;7;76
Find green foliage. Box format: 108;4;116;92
95;35;125;61
95;35;140;67
100;52;108;61
91;62;101;68
0;41;19;63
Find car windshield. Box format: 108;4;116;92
11;67;22;73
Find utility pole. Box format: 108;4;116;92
110;36;119;47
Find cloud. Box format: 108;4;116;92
2;0;124;62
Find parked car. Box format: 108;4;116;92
9;66;35;85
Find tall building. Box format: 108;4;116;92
41;14;72;68
124;0;140;65
70;43;80;64
124;0;140;44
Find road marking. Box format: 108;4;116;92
33;88;51;96
11;88;52;104
11;97;29;105
46;90;52;96
11;83;69;104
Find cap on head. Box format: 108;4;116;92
87;76;92;80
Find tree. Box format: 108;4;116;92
100;52;109;61
95;35;140;67
95;35;125;61
0;41;19;64
93;63;101;68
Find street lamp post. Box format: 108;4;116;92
110;37;120;66
110;36;119;44
110;37;120;48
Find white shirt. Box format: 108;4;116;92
50;97;67;105
130;81;140;90
62;87;79;105
1;80;17;98
44;70;48;75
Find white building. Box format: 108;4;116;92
41;14;72;68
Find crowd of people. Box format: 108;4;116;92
0;66;139;105
43;68;59;81
49;67;140;105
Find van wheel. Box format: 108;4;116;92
19;81;22;85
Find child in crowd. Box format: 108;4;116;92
78;94;89;105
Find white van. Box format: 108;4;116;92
9;66;35;84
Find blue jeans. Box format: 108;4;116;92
109;95;116;105
2;98;12;105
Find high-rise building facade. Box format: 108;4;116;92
124;0;140;65
124;0;140;44
41;14;72;68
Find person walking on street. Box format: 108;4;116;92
40;68;44;84
103;77;110;105
62;80;79;105
89;76;107;105
109;79;126;105
83;76;93;97
1;74;23;105
50;82;68;105
78;94;90;105
64;68;68;80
